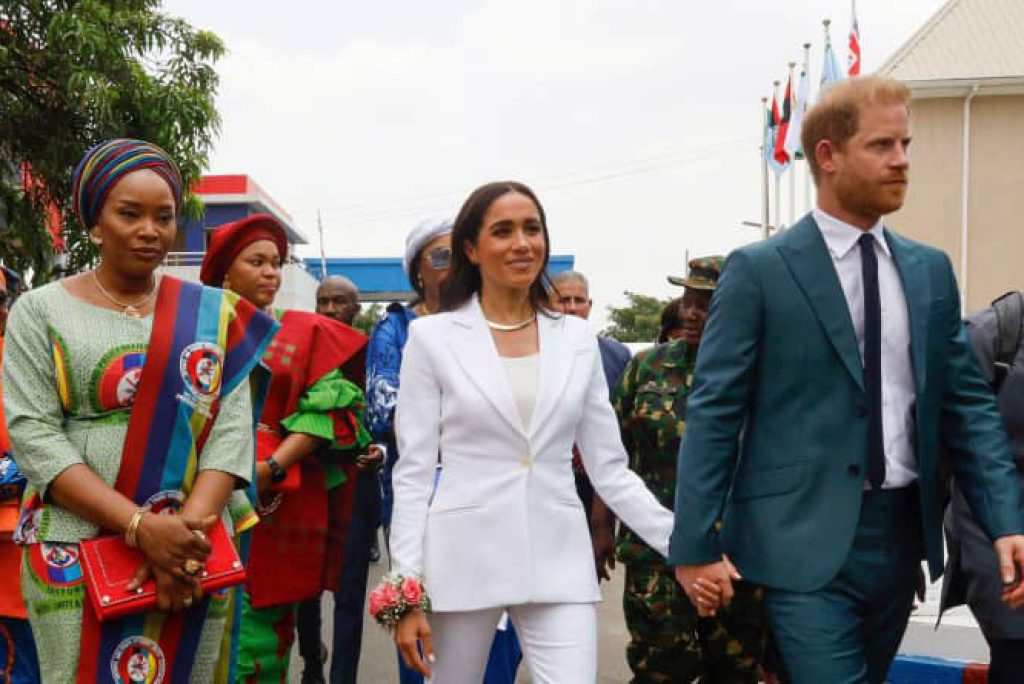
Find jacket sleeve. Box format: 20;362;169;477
575;335;673;557
939;257;1024;541
668;249;764;566
365;315;403;443
389;321;442;577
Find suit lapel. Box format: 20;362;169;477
447;299;528;438
528;314;575;440
886;230;930;394
777;216;865;393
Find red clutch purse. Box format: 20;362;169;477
78;518;246;622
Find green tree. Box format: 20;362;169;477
0;0;225;283
352;302;385;336
601;291;669;343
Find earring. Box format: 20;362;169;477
417;275;424;289
222;276;232;291
89;229;103;246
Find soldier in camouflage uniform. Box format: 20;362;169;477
612;257;766;683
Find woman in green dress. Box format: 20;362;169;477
2;139;275;683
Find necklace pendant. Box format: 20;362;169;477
124;305;141;319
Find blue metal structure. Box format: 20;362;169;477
303;255;576;300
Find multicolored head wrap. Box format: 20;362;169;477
71;138;184;230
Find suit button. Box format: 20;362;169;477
848;464;861;476
521;455;533;468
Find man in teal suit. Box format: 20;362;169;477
670;75;1024;683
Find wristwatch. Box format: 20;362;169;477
266;457;287;484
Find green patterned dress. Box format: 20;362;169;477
2;282;255;683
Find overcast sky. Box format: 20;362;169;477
163;0;947;324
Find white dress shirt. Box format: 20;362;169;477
813;208;918;488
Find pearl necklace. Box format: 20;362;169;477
484;314;536;332
91;270;158;318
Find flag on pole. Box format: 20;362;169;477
765;91;787;174
820;20;843;94
784;67;809;160
773;74;793;166
848;0;861;76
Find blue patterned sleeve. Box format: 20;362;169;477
365;313;405;442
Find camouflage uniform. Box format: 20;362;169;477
613;332;766;683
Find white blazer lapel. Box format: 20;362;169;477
528;313;575;440
446;298;527;439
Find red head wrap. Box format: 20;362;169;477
199;214;289;286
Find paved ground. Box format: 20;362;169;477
288;538;632;683
290;549;988;683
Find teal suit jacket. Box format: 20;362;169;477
668;215;1024;592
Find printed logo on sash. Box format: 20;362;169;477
176;342;224;417
144;490;185;516
110;636;166;684
31;542;83;586
97;351;147;410
179;342;223;397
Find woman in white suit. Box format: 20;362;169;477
388;181;719;683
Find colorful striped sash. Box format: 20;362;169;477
77;277;278;684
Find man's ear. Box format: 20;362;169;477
816;139;841;176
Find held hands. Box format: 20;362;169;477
127;512;215;612
674;555;743;617
356;444;386;470
394;610;435;677
994;535;1024;609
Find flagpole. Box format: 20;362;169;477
787;62;797;227
803;42;813;213
772;80;782;231
761;96;770;240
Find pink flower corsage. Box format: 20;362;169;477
368;573;431;630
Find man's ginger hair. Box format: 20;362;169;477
801;75;910;183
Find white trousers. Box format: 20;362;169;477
428;602;597;684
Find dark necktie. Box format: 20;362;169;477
859;232;886;489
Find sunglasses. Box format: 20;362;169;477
426;247;451;270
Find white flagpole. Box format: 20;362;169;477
772;80;782;231
803;42;813;213
787;62;797;227
761;96;770;240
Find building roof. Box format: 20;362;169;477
191;174;309;244
881;0;1024;88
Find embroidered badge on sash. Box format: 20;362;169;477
110;636;166;684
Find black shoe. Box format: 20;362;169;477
301;670;326;684
368;541;381;563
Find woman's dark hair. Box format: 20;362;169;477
440;181;554;314
407;252;426;305
658;297;684;344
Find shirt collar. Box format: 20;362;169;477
812;207;890;260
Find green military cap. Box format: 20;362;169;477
667;256;724;290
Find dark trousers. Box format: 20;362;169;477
764;487;922;684
329;470;380;684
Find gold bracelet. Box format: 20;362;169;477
124;508;148;548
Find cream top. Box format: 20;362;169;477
500;353;539;431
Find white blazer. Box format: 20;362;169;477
390;297;673;612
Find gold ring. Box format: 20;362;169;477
183;596;194;608
183;559;202;576
192;529;207;542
